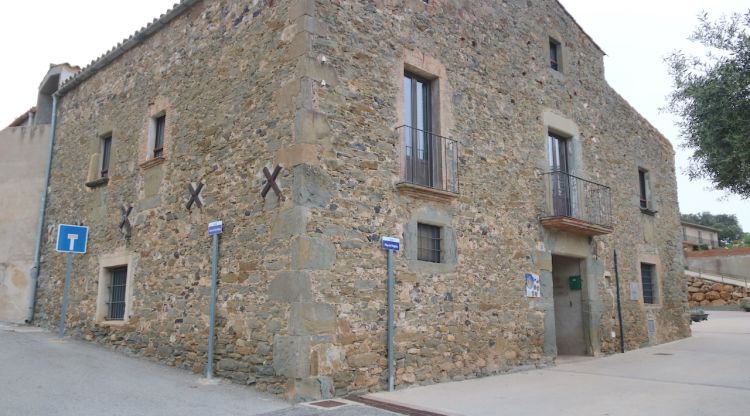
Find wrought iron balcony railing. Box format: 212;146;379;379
396;125;459;194
542;171;613;235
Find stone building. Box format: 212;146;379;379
33;0;690;401
681;221;720;251
0;64;77;323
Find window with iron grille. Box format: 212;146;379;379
640;263;656;304
100;134;112;178
549;38;561;71
108;266;127;320
153;114;166;158
417;223;441;263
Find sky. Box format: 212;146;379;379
0;0;748;229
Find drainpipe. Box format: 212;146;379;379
26;93;58;324
613;250;625;353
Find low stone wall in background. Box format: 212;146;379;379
687;276;748;308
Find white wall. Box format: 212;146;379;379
0;124;50;322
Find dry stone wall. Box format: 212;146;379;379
687;276;748;307
35;0;690;401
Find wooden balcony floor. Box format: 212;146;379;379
540;216;613;236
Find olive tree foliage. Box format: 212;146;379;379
665;11;750;198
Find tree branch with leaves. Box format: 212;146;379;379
666;11;750;198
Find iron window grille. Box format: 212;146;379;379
107;267;127;320
153;115;166;158
100;134;112;178
640;263;656;304
417;223;441;263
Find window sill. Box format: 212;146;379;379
140;156;165;170
85;177;109;188
640;208;658;216
96;319;129;327
407;258;457;274
396;182;458;203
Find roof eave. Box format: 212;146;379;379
56;0;202;97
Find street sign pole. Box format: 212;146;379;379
206;220;222;379
386;248;395;392
58;252;73;338
381;236;400;392
54;223;89;339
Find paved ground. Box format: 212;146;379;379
0;323;397;416
367;310;750;416
3;311;748;416
0;323;289;416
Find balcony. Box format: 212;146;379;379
541;171;613;236
395;125;459;201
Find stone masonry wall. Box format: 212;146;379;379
36;0;311;396
309;0;689;391
35;0;690;401
687;276;748;307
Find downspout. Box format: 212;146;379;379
26;93;58;324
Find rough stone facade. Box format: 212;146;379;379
35;0;690;401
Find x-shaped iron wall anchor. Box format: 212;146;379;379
119;205;133;234
187;182;204;210
261;165;283;200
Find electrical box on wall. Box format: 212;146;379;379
569;275;582;290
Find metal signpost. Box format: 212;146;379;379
206;220;222;379
382;236;400;391
55;224;89;338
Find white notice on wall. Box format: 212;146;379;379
629;282;640;301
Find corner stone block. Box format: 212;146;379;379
268;271;312;303
292;236;336;270
290;302;336;335
294;109;330;144
273;335;311;379
292;164;334;208
287;0;316;25
293;376;334;402
276;143;320;168
533;250;552;272
271;206;310;240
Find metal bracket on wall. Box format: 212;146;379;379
186;182;204;210
261;165;284;200
119;204;133;237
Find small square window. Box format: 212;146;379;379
100;134;112;178
640;263;656;304
549;38;561;71
107;266;128;320
417;223;441;263
153;114;166;158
